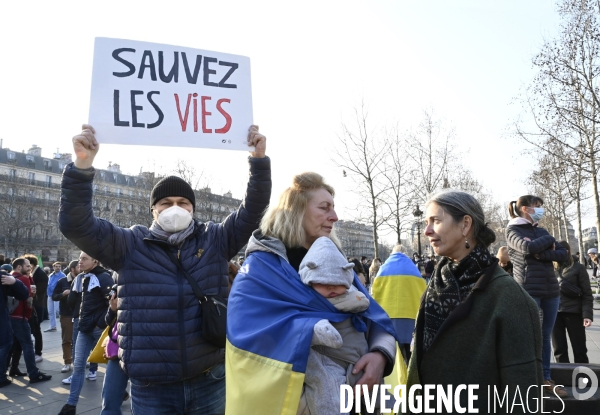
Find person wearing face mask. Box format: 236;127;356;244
506;195;569;398
57;124;271;415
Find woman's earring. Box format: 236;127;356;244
465;239;471;249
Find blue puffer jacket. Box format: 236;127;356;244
59;157;271;384
506;217;569;298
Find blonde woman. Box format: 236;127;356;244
496;246;513;276
369;258;381;286
226;172;398;414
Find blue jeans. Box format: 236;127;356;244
72;318;98;372
0;332;13;382
47;297;59;328
9;318;40;378
130;363;225;415
532;296;560;380
67;327;102;406
101;359;129;415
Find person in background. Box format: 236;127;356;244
506;195;569;398
7;258;52;384
361;256;370;282
63;261;98;386
496;246;513;277
52;260;78;374
101;279;130;415
587;248;598;277
46;262;65;332
368;258;381;287
0;265;29;388
349;258;367;286
228;261;241;294
22;254;46;363
371;244;426;365
59;252;113;415
407;190;543;412
552;241;594;363
424;255;436;283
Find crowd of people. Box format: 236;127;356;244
0;122;598;414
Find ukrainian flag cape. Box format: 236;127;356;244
371;252;427;401
226;250;399;415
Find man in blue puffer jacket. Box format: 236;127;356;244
58;124;271;415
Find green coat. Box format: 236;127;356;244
405;264;544;414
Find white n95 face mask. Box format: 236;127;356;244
157;205;193;233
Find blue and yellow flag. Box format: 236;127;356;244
371;252;427;401
226;250;399;415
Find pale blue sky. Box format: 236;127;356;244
1;1;576;236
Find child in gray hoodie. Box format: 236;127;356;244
298;237;370;415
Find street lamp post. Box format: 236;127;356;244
413;205;423;257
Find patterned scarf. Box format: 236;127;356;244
149;220;196;246
422;244;494;352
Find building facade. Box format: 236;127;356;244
582;226;597;252
0;145;241;264
335;220;375;259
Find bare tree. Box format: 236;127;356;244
381;128;415;244
405;109;456;204
332;103;389;258
513;0;600;237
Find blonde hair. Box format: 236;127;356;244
260;172;340;248
496;246;509;261
369;259;381;277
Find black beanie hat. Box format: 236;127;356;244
150;176;195;211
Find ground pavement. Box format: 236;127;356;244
1;274;600;414
0;326;131;415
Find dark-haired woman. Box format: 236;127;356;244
406;190;543;412
506;195;569;397
349;258;367;286
552;241;594;364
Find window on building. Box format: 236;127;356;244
9;169;16;178
28;172;35;184
117;202;122;211
117;188;122;197
28;190;34;198
46;175;52;187
93;184;98;191
44;159;52;170
26;155;34;164
45;210;50;220
44;229;50;240
8;188;13;196
129;204;133;211
45;192;50;200
7;151;15;160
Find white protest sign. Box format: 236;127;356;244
88;37;253;150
